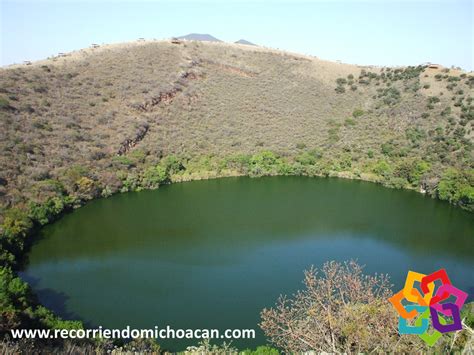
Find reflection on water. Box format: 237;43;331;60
21;176;474;350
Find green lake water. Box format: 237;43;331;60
21;176;474;350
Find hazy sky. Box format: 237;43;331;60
1;0;473;70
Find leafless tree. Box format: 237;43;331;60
260;260;426;353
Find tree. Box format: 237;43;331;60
141;165;168;188
437;168;474;211
260;260;425;353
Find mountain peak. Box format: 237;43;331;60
176;33;222;42
235;39;256;46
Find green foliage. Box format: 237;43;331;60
335;85;345;94
75;176;98;200
119;173;141;193
344;118;356;127
394;159;431;187
0;96;11;109
384;176;408;189
1;208;33;243
28;196;67;225
161;155;185;175
405;127;426;146
295;151;316;166
379;87;401;106
336;78;347;85
372;160;393;177
0;267;32;330
437;168;474;210
410;160;431;186
352;108;364;118
141;165;168;189
34;306;83;330
241;346;280;355
223;154;252;172
112;155;135;168
249;151;282;177
381;141;395;156
0;267;30;312
428;96;440;104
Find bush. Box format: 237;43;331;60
141;165;168;188
295;152;316;166
0;96;11;109
437;168;474;210
335;86;345;94
428;96;440;104
0;267;30;329
372;160;393;177
249;151;282;177
161;155;185;175
344;118;356;126
28;197;68;225
352;108;364;118
1;209;33;247
242;346;280;355
380;87;401;106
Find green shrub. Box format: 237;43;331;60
405;127;426;146
249;151;282;177
141;165;168;188
28;197;68;225
428;96;440;104
295;152;316;166
1;208;33;244
437;168;474;210
241;346;280;355
344;118;356;127
0;96;11;109
336;78;347;85
380;87;401;106
372;160;393;176
161;155;185;175
352;108;364;118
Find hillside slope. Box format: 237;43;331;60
0;40;473;217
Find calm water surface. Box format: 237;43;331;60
21;176;474;350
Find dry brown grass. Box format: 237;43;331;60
0;40;472;212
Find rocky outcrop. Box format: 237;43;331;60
117;122;149;155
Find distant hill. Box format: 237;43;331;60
0;40;472;213
235;39;256;46
177;33;221;42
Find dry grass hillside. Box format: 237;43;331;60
0;39;473;216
